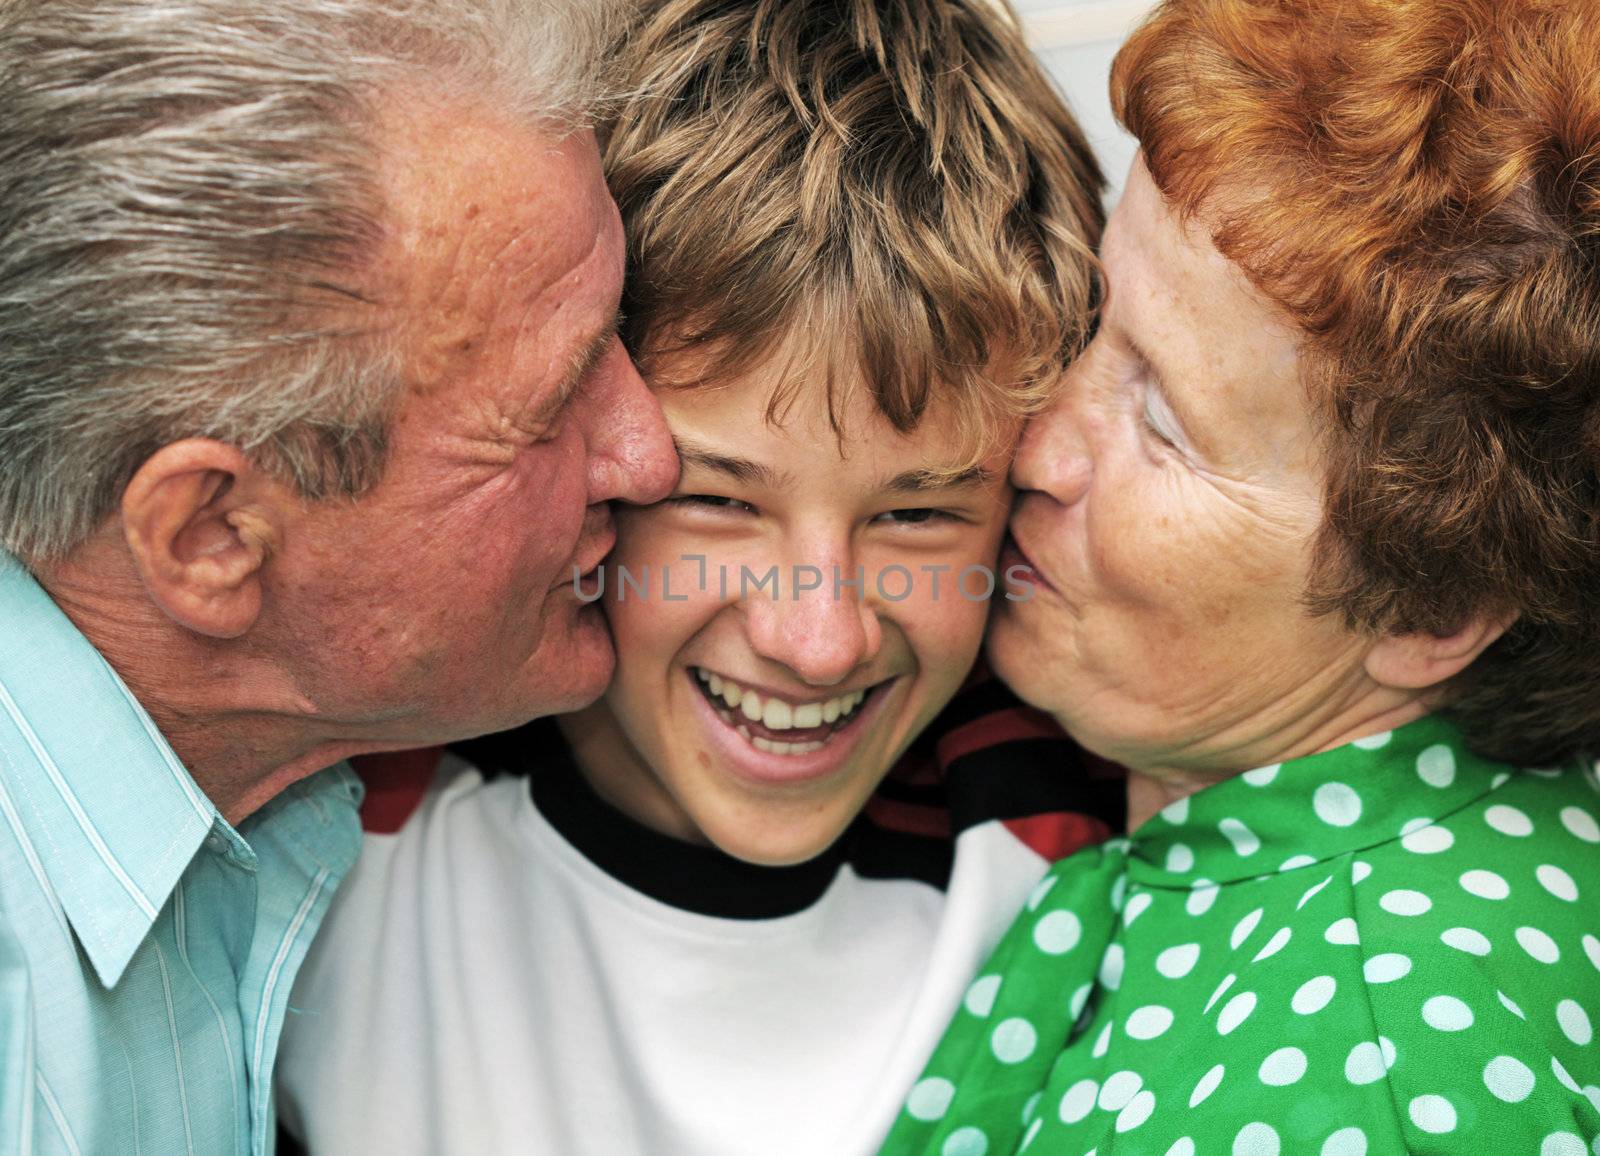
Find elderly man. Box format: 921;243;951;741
0;0;675;1152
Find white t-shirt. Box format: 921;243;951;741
277;711;1114;1156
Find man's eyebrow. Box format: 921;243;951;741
533;310;621;424
674;437;793;490
882;465;993;494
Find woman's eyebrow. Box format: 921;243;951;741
673;436;792;489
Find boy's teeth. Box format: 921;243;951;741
696;668;871;731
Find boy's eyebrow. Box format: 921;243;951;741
882;465;993;494
674;437;794;490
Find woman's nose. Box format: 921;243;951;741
741;557;883;687
1011;367;1094;507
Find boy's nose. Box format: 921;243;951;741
742;563;883;688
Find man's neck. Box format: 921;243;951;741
39;557;343;825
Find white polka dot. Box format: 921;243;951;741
1021;1092;1041;1125
1485;804;1534;837
1363;953;1412;983
1109;874;1128;914
1560;806;1600;843
1187;880;1220;916
1460;869;1510;900
1409;1094;1457;1134
1279;854;1318;872
964;975;1002;1016
1379;1037;1397;1068
1156;943;1201;979
1058;1078;1098;1123
1483;1055;1535;1102
1314;782;1363;827
991;1018;1038;1063
1127;1005;1175;1040
1553;1056;1582;1095
1099;943;1126;990
1380;889;1433;916
1190;1064;1225;1107
1492;771;1513;788
1242;763;1281;786
1321;1127;1368;1156
1019;1119;1041;1152
1220;817;1261;856
1205;974;1236;1014
1422;995;1474;1031
942;1126;988;1156
1538;864;1579;902
1345;1041;1387;1085
1091;1020;1113;1058
1230;908;1264;950
1252;927;1292;963
1069;983;1092;1020
1351;860;1372;884
1500;991;1526;1019
1584;935;1600;973
1297;875;1333;909
1325;917;1360;945
1542;1135;1587;1156
1259;1046;1308;1086
1161;796;1190;824
1116;1090;1156;1133
1442;927;1491;956
1124;891;1153;927
1026;874;1057;910
1516;926;1560;963
1098;1070;1142;1112
1233;1121;1281;1156
907;1077;957;1121
1416;744;1456;787
1165;843;1196;873
1401;824;1454;854
1033;909;1082;954
1166;1140;1196;1156
1353;730;1393;750
1218;991;1258;1035
1558;1000;1593;1046
1585;1086;1600;1115
1294;975;1338;1014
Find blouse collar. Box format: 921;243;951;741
1126;714;1520;888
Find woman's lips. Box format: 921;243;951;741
1002;529;1057;596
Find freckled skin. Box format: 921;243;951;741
252;95;677;747
990;159;1426;798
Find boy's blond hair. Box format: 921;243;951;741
604;0;1104;466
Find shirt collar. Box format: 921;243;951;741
1127;714;1512;887
0;552;217;987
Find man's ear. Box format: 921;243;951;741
120;439;286;639
1363;611;1517;693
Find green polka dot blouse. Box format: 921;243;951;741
878;715;1600;1155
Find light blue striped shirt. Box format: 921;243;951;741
0;553;363;1156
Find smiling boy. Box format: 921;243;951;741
276;2;1110;1152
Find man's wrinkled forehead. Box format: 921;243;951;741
372;93;619;392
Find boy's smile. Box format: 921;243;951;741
558;343;1018;866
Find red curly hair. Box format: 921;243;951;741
1113;0;1600;763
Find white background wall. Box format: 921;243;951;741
1014;0;1156;201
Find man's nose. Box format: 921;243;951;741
581;340;679;506
742;556;883;688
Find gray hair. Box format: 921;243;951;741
0;0;624;563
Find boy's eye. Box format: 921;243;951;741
671;493;758;515
873;507;954;526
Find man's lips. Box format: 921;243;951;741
567;510;616;581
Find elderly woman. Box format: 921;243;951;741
879;0;1600;1152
